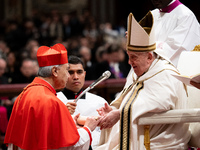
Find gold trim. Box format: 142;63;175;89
142;68;179;82
192;44;200;51
127;43;156;52
120;82;144;150
144;125;150;150
17;83;55;109
111;84;134;109
127;13;133;51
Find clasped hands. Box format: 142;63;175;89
66;101;120;130
96;103;120;129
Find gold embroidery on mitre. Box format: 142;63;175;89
127;43;156;52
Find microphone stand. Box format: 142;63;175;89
74;86;90;103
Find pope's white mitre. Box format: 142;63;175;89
127;11;156;52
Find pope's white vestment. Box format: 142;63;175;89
57;91;107;149
95;57;191;150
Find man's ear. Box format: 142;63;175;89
52;66;58;77
147;52;154;65
147;52;153;60
84;71;86;77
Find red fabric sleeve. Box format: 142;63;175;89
83;126;92;145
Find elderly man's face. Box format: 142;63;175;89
55;63;70;89
127;51;152;77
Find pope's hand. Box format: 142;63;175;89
97;103;112;117
98;109;120;130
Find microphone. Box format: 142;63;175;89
74;70;111;103
89;70;111;89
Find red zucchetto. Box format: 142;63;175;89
37;43;68;67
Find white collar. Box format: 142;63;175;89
168;0;176;6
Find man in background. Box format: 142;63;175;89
151;0;200;66
57;55;107;149
11;59;35;84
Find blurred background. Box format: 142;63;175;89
0;1;200;149
0;0;199;82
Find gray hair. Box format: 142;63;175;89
136;51;157;58
38;65;61;77
151;51;158;58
